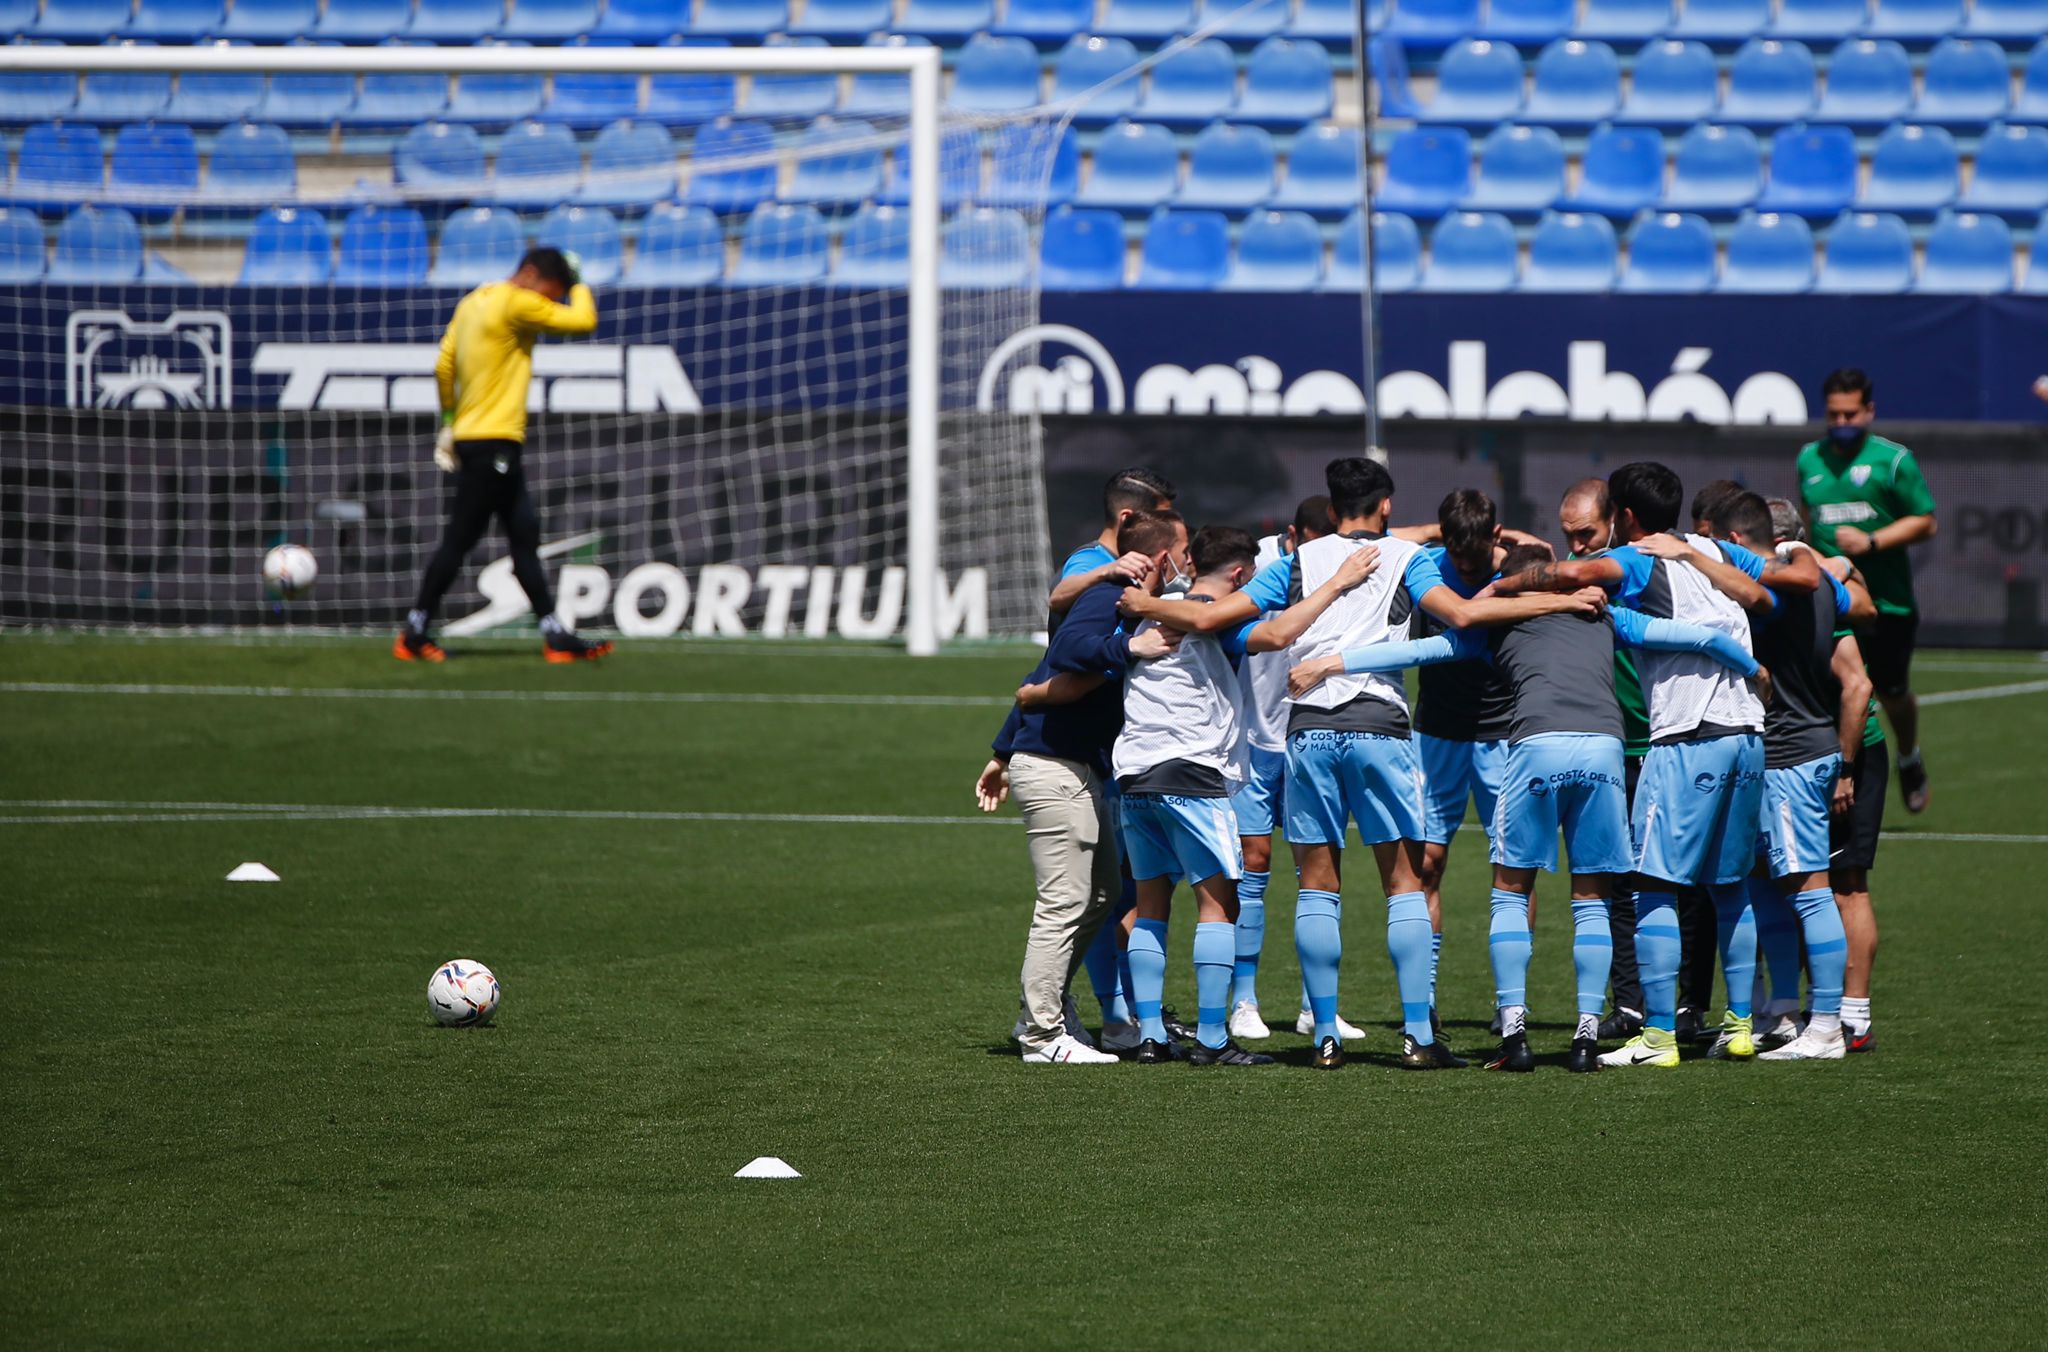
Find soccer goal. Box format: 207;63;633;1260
0;40;1062;653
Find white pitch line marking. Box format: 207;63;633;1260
0;681;1009;708
0;799;1018;828
1919;679;2048;707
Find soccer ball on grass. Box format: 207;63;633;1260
427;959;501;1027
262;543;319;600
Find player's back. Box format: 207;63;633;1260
1287;531;1425;729
1412;546;1514;744
1113;605;1247;789
1751;567;1843;769
1615;533;1761;741
443;282;541;443
1235;533;1291;753
1489;609;1624;744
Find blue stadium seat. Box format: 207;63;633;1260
76;44;172;124
491;119;581;211
0;46;77;127
941;206;1031;287
1367;32;1423;119
1756;124;1857;216
682;117;776;212
1194;0;1287;43
1039;205;1124;287
625;202;723;285
876;123;980;207
500;0;598;40
832;201;910;286
1619;210;1716;290
1814;210;1913;291
839;32;924;120
544;41;642;128
1292;0;1366;43
1564;123;1665;216
727;200;828;284
1099;0;1192;43
1578;0;1670;42
33;0;135;42
1961;0;2048;42
1237;37;1334;128
1722;39;1817;126
1176;121;1275;209
218;0;316;40
1375;126;1471;218
1481;0;1573;44
428;204;523;284
1521;210;1618;290
202;120;294;204
591;0;687;40
1076;118;1178;210
791;0;890;38
1618;39;1717;128
1863;0;1961;42
1420;38;1524;126
1270;121;1362;216
899;0;994;40
1915;38;2010;127
11;122;103;213
1860;123;1958;215
1225;209;1322;290
1464;123;1565;215
1136;38;1237;128
47;204;143;281
2022;40;2048;123
951;34;1041;113
1352;209;1422;291
1958;123;2048;217
1768;0;1868;40
577;118;677;209
986;120;1077;207
1051;35;1142;126
312;0;412;39
1719;210;1816;290
1136;208;1229;289
126;0;223;41
1421;210;1517;291
1668;0;1768;46
447;48;546;125
536;202;622;282
109;121;197;222
1814;39;1914;127
256;44;357;126
993;0;1094;44
1916;209;2013;291
785;115;884;206
168;48;266;125
2021;216;2048;292
1524;38;1621;126
0;205;43;281
691;0;787;37
1390;0;1481;50
647;36;737;123
407;0;504;41
397;122;487;197
354;44;451;127
738;36;837;122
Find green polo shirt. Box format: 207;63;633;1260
1796;433;1937;617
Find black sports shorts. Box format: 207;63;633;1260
1831;739;1889;875
1863;610;1918;699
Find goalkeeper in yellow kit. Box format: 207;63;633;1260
395;246;611;664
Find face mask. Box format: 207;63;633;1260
1827;423;1866;450
1163;564;1193;596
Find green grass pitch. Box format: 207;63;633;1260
4;635;2046;1347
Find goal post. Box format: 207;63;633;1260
0;39;1055;652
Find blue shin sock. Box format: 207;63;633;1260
1750;876;1802;1011
1635;891;1681;1033
1793;887;1847;1017
1194;921;1234;1050
1571;898;1613;1018
1303;894;1344;1015
1430;929;1444;1008
1128;918;1169;1045
1387;891;1435;1043
1234;871;1268;1008
1081;916;1128;1024
1710;882;1757;1020
1488;888;1533;1014
1294;889;1342;1043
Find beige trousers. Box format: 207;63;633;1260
1009;752;1121;1052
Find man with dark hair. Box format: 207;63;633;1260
1045;467;1179;622
1797;367;1939;813
1691;479;1747;534
398;246;608;663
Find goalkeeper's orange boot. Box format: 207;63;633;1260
393;631;445;663
543;630;612;664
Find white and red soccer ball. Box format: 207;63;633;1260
261;543;319;600
427;959;501;1027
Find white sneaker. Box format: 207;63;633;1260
1230;1000;1272;1040
1758;1024;1845;1061
1296;1010;1367;1040
1021;1033;1120;1065
1757;1009;1803;1050
1062;994;1098;1048
1098;1018;1143;1052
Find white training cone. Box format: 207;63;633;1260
734;1157;801;1179
226;862;281;882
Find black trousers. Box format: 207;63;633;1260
1610;756;1718;1015
412;439;555;621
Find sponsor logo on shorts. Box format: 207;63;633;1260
1528;768;1623;798
1691;767;1766;793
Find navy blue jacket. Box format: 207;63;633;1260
991;580;1137;779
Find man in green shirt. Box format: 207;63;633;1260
1795;368;1939;813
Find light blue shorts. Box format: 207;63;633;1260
1762;753;1841;879
1490;733;1633;875
1632;733;1766;887
1229;744;1288;839
1284;729;1426;849
1121;793;1243;885
1418;733;1508;845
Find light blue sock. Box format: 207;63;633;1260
1387;890;1435;1043
1430;930;1444;1008
1709;882;1757;1020
1294;889;1342;1043
1081;915;1128;1024
1128;918;1169;1045
1488;887;1532;1012
1750;876;1802;1009
1571;898;1613;1016
1194;921;1234;1050
1793;887;1847;1016
1303;893;1343;1016
1234;871;1268;1008
1635;891;1681;1033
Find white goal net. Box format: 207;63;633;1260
0;41;1061;650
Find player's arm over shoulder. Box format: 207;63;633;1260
512;281;599;336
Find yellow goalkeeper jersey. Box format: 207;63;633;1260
434;281;599;444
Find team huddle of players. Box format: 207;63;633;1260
981;454;1896;1072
